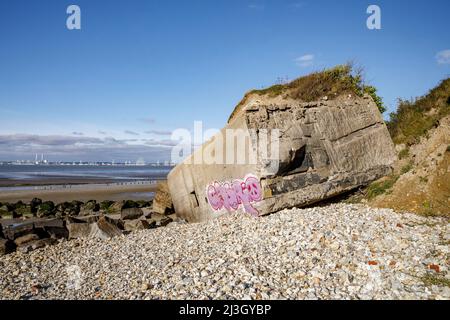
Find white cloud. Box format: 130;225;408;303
124;130;139;136
295;54;315;67
144;130;172;136
0;133;173;162
436;49;450;64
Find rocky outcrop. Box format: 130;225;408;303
168;89;397;222
0;199;175;255
370;115;450;215
0;238;16;256
121;208;143;220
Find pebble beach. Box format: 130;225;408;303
1;203;449;300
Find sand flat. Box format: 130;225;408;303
0;182;157;203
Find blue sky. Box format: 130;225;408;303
0;0;449;161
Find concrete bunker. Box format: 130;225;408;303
167;67;397;222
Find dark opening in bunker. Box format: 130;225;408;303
190;191;199;207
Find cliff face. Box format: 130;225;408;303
370;116;450;216
363;77;450;217
167;68;397;222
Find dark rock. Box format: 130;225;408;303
14;205;32;218
121;207;143;220
34;218;64;229
100;200;115;211
14;233;40;246
142;208;153;218
136;200;153;208
45;226;68;239
79;200;100;216
123;219;152;232
67;222;92;239
0;238;16;256
0;204;14;218
34;218;67;239
0;206;10;218
15;201;26;208
158;217;173;227
104;214;124;230
55;202;74;217
96;217;122;238
12;211;21;219
4;203;15;212
30;198;43;214
17;238;57;253
67;217;122;240
122;200;139;209
2;221;34;240
6;201;27;217
83;200;100;212
147;213;173;227
67;201;82;216
107;201;123;214
68;215;100;224
37;201;55;218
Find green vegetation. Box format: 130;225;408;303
387;78;450;145
419;176;428;184
122;200;138;209
230;64;386;121
100;200;114;211
363;85;386;113
447;145;450;153
421;273;450;287
398;148;410;160
39;201;55;212
400;162;413;175
366;175;399;200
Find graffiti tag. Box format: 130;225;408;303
206;175;262;216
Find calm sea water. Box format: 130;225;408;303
0;165;172;184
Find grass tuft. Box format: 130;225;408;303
229;63;385;122
421;274;450;287
366;175;399;200
387;78;450;145
398;148;410;160
400;162;413;175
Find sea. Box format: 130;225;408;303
0;164;172;186
0;164;173;202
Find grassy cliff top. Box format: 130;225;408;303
229;64;385;123
387;77;450;145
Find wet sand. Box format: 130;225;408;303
0;182;157;203
0;177;144;187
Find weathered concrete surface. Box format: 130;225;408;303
152;181;175;215
168;93;397;222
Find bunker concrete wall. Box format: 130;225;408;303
168;94;397;222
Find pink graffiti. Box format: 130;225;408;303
206;175;262;216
